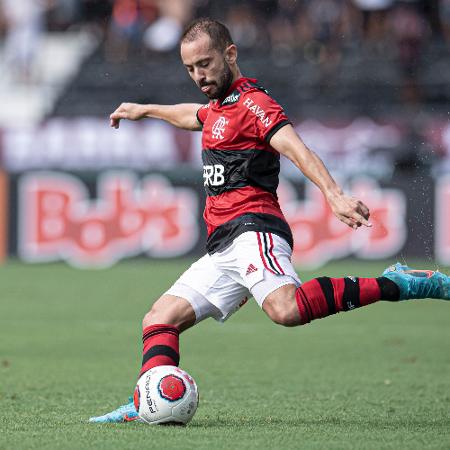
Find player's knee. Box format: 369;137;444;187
269;305;298;327
142;300;172;327
262;284;299;327
263;299;299;327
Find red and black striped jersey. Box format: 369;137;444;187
197;77;292;253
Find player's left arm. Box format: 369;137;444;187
270;124;371;229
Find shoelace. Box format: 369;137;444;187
409;274;440;298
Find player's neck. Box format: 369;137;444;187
222;67;243;96
231;66;243;84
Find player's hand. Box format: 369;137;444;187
327;193;371;230
110;103;146;129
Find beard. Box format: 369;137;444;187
200;63;233;100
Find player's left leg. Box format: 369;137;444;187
261;263;450;327
89;294;197;423
89;254;250;424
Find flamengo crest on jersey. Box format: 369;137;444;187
197;77;292;254
211;116;228;140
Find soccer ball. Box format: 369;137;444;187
133;365;199;425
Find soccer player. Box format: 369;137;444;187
89;18;450;423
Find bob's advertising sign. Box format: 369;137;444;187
1;170;448;268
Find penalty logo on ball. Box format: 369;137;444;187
157;375;186;402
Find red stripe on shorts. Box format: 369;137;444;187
268;233;285;275
256;232;276;274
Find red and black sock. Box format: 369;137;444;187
295;276;399;325
139;324;180;377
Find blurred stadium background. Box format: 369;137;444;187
0;0;449;269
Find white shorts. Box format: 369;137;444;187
165;231;301;323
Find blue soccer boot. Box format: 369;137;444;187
382;262;450;300
89;397;140;423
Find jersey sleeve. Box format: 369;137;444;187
196;103;211;126
242;91;291;143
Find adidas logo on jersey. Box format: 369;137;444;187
246;264;258;276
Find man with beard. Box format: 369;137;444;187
89;18;449;423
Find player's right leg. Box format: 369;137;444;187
88;294;196;423
261;263;449;327
230;231;449;327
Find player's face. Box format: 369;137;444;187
181;34;234;100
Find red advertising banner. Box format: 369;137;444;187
12;170;429;269
18;172;199;268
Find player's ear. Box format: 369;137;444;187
225;44;237;64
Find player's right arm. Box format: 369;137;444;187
110;103;204;131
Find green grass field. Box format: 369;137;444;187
0;259;449;450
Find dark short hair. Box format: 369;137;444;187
181;18;234;52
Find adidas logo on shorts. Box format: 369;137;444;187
246;264;258;276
